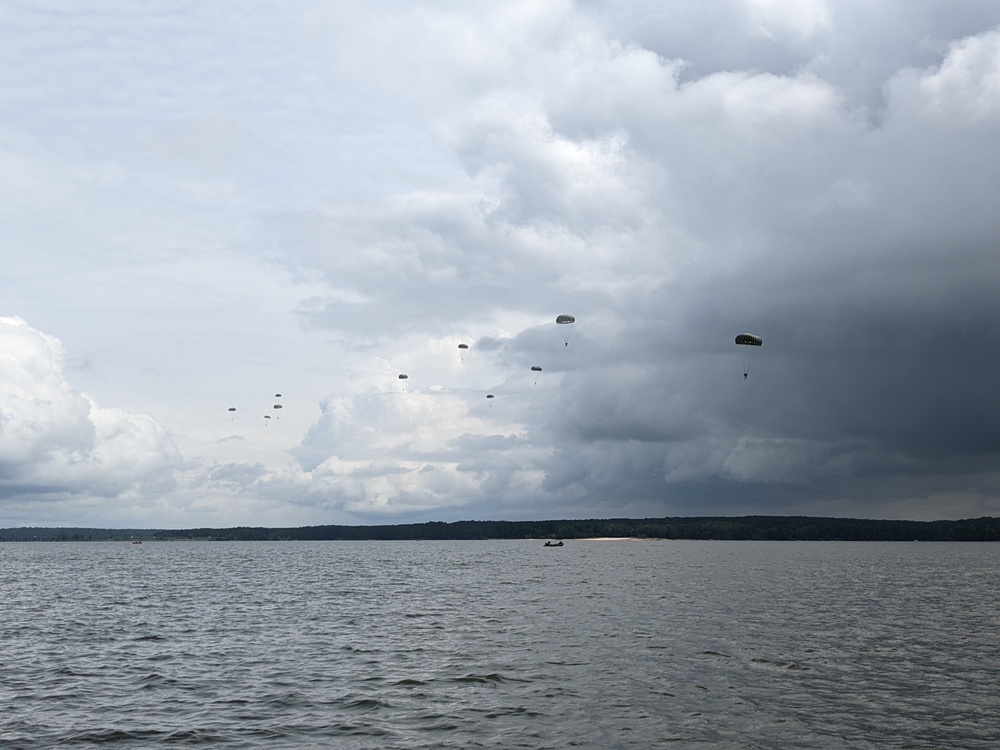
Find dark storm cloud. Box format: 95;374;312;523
282;6;1000;518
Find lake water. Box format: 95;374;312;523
1;539;998;748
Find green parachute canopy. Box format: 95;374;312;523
735;333;762;347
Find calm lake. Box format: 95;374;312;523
1;539;998;748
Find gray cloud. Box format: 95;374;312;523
2;1;999;525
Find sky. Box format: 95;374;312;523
3;0;1000;528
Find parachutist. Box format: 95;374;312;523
556;314;575;346
735;333;762;378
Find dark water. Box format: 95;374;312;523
1;539;998;748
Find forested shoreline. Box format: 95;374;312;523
2;515;1000;542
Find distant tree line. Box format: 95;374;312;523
2;516;1000;542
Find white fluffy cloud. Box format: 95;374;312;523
0;317;182;513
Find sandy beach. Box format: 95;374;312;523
575;537;648;541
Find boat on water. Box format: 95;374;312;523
543;540;564;547
132;540;142;545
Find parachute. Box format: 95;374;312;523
530;365;542;372
458;343;468;362
458;344;469;350
556;314;575;346
227;407;236;412
486;393;494;398
273;404;283;409
275;393;282;398
398;374;408;379
735;333;763;378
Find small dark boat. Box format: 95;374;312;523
544;540;564;547
132;540;142;545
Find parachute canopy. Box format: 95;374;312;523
273;404;283;409
264;415;271;419
458;344;468;350
275;393;282;398
486;394;494;399
556;314;576;346
735;333;763;377
398;374;408;380
228;407;236;412
530;365;542;372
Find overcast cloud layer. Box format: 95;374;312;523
3;0;1000;527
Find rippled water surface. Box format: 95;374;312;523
2;539;999;748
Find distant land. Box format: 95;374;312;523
2;516;1000;542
